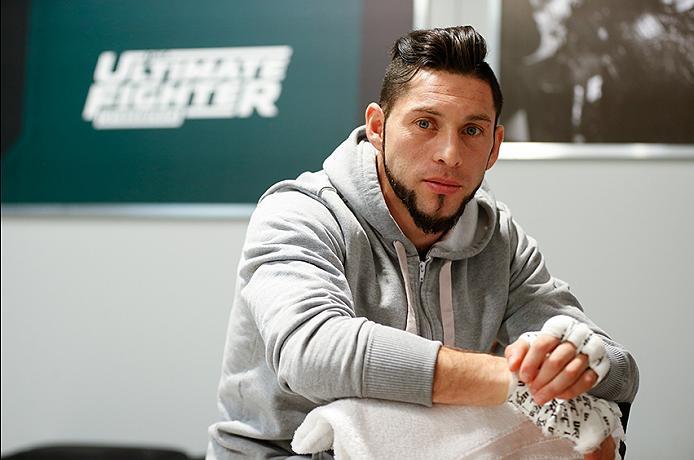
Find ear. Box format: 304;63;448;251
485;124;504;170
365;102;385;152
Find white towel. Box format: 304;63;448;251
292;399;588;459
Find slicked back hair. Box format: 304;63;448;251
379;26;503;124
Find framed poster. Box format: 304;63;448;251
498;0;694;159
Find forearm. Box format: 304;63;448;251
432;346;513;406
273;313;441;405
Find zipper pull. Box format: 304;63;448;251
419;260;427;283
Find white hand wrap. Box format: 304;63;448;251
508;379;624;456
509;316;619;455
523;315;610;384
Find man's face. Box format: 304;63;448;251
370;69;503;235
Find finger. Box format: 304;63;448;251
583;450;599;460
529;341;577;393
584;450;599;460
583;434;615;460
505;340;530;372
533;354;590;405
555;368;599;401
601;435;616;460
518;335;560;383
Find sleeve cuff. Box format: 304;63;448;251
362;324;442;406
588;343;637;403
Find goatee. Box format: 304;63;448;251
383;160;477;235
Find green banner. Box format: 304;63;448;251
2;0;362;204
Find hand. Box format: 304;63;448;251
584;435;616;460
505;336;598;405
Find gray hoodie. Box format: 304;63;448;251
208;126;639;458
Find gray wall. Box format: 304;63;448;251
487;159;694;459
3;159;693;458
1;218;245;456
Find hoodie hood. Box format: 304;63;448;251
323;126;498;261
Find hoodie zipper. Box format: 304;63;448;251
393;241;436;340
419;260;427;283
417;258;435;339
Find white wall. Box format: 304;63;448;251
487;160;694;459
3;159;693;459
1;217;249;456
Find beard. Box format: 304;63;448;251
383;159;477;235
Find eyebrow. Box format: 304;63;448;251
409;106;493;123
410;106;443;116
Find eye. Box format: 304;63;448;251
464;126;482;136
416;119;431;129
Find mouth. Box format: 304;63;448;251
423;177;462;196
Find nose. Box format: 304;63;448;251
433;131;463;167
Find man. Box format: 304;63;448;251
208;26;638;459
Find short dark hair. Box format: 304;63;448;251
379;26;503;123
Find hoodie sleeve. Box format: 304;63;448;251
239;190;440;406
497;209;639;403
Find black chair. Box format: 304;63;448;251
1;445;203;460
618;402;631;458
